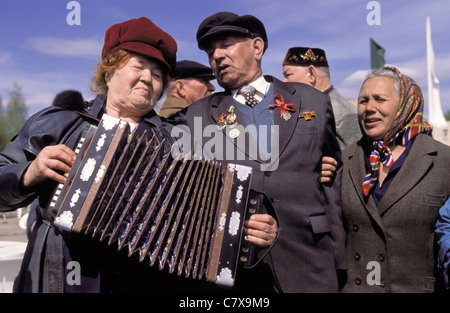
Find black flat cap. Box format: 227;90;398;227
196;12;268;52
171;60;215;80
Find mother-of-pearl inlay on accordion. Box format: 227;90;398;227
51;113;264;287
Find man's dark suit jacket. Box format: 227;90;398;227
177;75;345;292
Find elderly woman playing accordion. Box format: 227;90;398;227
0;16;278;293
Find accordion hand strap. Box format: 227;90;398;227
240;190;279;269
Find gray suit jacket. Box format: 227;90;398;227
341;134;450;292
178;76;345;292
327;86;362;149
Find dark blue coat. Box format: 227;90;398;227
178;76;346;292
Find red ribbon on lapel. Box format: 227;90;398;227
268;93;297;117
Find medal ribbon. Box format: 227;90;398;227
268;93;296;117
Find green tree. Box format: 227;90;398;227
4;82;28;140
0;82;28;151
445;110;450;121
0;96;9;151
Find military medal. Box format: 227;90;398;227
229;128;240;138
226;105;236;123
267;93;296;120
217;105;240;131
282;111;292;121
226;113;236;123
216;113;227;130
217;120;227;130
299;109;316;120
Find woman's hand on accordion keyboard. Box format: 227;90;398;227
22;144;76;189
243;213;278;249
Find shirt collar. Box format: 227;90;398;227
232;75;271;104
323;85;334;95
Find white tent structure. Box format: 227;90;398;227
426;16;448;129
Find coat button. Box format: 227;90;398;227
264;171;272;177
355;277;362;285
352;224;359;232
355;253;361;261
379;254;385;262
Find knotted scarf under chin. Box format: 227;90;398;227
362;141;394;196
361;66;433;197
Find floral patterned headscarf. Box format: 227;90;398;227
362;66;433;196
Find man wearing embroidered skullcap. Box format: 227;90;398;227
176;11;346;293
157;59;216;119
283;46;361;149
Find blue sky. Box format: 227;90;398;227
0;0;449;119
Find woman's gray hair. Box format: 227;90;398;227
363;66;401;97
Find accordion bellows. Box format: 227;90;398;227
52;114;257;287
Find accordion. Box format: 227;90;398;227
51;114;264;287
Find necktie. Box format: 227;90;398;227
239;85;259;108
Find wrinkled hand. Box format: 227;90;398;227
22;144;76;189
244;213;278;249
319;156;337;184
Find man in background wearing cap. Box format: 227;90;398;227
158;60;216;119
177;11;345;293
283;47;361;149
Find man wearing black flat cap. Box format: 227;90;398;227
158;60;216;119
178;11;346;293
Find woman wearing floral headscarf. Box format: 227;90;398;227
340;66;450;293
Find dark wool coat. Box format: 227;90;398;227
178;76;346;293
341;134;450;293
